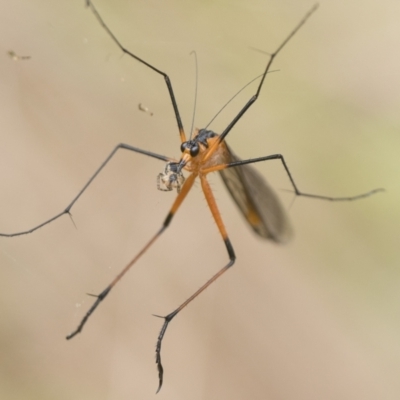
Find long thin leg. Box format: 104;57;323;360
203;4;319;162
66;172;197;340
86;0;186;142
155;175;235;393
0;144;172;237
218;4;318;143
202;154;384;201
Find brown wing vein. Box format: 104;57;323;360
219;145;293;243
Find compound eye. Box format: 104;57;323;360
190;144;199;157
180;142;188;153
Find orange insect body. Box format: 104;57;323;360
183;130;228;174
1;2;382;392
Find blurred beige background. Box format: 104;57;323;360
1;0;399;399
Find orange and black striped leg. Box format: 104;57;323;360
66;172;196;340
0;144;173;237
155;174;236;393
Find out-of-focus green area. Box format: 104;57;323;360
0;1;399;399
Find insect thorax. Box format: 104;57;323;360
157;129;219;193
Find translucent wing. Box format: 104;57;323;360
219;145;293;243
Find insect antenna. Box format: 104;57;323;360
215;3;320;146
204;72;276;130
189;51;199;140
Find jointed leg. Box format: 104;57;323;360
203;154;384;201
86;0;186;142
65;172;196;340
0;144;172;237
204;4;319;155
154;175;235;393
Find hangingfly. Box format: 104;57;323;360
0;1;383;392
